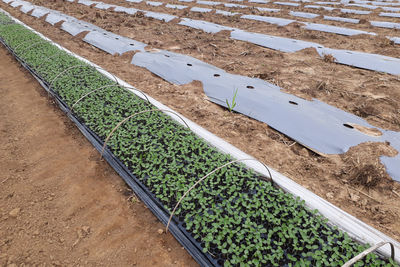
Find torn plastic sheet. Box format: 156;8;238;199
274;1;300;6
323;16;359;24
10;0;29;7
371;21;400;29
2;0;14;3
249;0;269;3
304;5;336;11
190;6;213;12
315;1;340;4
230;29;322;52
146;1;163;6
83;31;146;55
19;2;34;13
381;131;400;182
113;6;138;14
302;22;375;36
389;36;400;44
289;11;319;18
215;9;239;16
224;3;247;8
45;12;75;25
60;19;103;36
256;7;281;12
340;8;371;14
178;0;194;2
230;29;400;75
381;6;400;11
60;20;95;36
144;11;177;22
347;3;379;9
165;4;188;9
30;6;50;18
316;47;400;76
131;49;400;181
10;0;24;7
380;12;400;18
368;1;400;6
126;0;142;2
241;14;295;26
179;18;235;33
197;0;222;5
77;0;99;6
95;2;117;9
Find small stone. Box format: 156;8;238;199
59;237;65;243
157;229;163;235
350;192;360;202
82;226;90;234
9;208;20;218
326;192;334;199
167;248;171;252
33;230;40;236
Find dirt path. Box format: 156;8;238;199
0;47;197;266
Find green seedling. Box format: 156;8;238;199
225;88;238;112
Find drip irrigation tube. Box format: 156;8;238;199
343;242;396;267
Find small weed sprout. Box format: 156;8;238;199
226;88;238;112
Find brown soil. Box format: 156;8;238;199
1;0;400;247
96;0;400;55
0;47;197;266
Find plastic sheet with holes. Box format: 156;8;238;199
131;49;400;182
83;31;147;55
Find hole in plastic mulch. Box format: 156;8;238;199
214;74;220;77
187;63;193;66
289;101;298;105
343;123;354;129
247;85;254;89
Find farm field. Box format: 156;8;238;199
0;0;400;265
